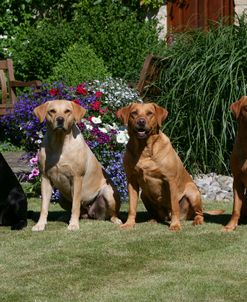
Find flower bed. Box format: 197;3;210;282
0;78;142;201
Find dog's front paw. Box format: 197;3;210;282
169;223;181;231
110;217;122;225
32;223;46;231
120;221;135;229
223;225;237;232
68;222;80;231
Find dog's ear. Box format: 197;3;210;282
34;102;50;123
71;102;87;123
230;96;247;119
152;103;168;127
116;104;132;125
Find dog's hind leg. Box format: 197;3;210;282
97;185;122;224
184;183;204;226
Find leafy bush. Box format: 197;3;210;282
4;0;163;83
155;15;247;175
9;20;78;80
73;0;163;81
0;78;142;200
48;42;110;86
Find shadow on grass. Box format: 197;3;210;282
119;210;171;226
204;213;231;226
28;210;70;224
28;209;247;227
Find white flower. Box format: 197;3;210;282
105;123;118;131
85;124;93;131
91;116;102;124
99;127;107;133
116;130;129;144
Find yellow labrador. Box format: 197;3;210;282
32;100;121;231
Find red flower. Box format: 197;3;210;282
99;107;108;114
91;100;101;111
72;99;80;105
95;91;103;98
49;88;59;96
76;84;87;95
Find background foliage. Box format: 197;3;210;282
1;0;163;83
7;21;78;80
72;0;163;81
49;42;111;86
154;16;247;174
1;1;247;177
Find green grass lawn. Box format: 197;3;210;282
0;199;247;302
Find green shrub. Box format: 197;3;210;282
6;1;163;83
48;42;110;85
74;0;163;82
10;20;78;80
155;15;247;175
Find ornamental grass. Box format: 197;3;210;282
155;14;247;175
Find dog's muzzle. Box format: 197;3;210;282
55;116;65;129
135;118;151;139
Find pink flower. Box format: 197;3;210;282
28;168;40;180
30;155;39;165
95;91;103;98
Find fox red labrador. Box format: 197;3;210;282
225;96;247;231
117;102;204;231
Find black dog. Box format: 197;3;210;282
0;152;27;230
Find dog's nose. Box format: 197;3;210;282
137;118;146;127
56;116;64;126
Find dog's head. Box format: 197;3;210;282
34;100;86;132
230;96;247;121
116;103;168;139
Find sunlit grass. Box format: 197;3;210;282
0;198;247;302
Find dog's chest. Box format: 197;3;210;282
45;154;76;189
135;158;163;183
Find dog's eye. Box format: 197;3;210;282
131;111;138;117
49;109;56;114
146;111;153;117
65;109;71;114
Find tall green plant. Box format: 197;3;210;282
155;15;247;175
